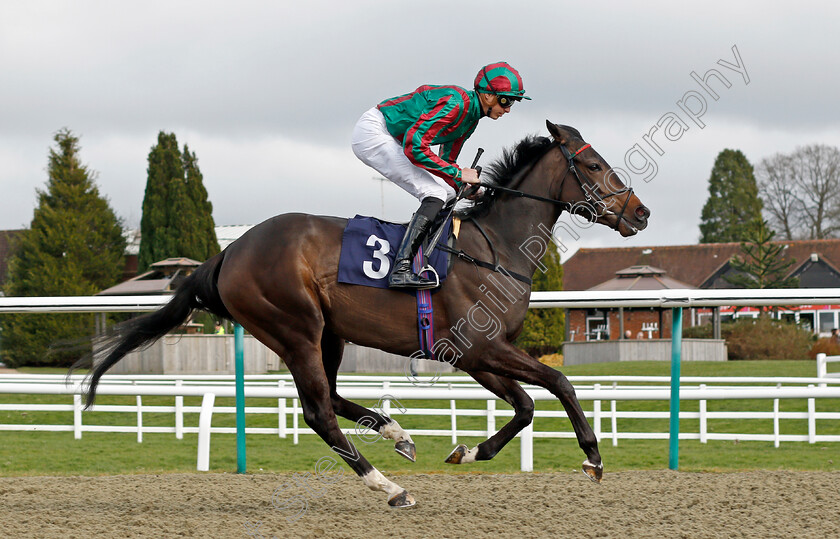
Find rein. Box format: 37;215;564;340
426;137;635;286
478;140;635;230
437;220;532;285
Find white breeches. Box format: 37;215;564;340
352;107;456;204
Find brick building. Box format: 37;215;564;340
563;240;840;341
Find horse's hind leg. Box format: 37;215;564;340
444;370;533;465
231;311;416;507
321;329;416;461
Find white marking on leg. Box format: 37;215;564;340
461;446;479;464
361;468;404;499
380;419;413;444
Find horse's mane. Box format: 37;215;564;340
455;134;555;220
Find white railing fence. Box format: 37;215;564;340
2;292;840;473
817;353;840;382
1;374;839;472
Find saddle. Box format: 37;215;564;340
337;210;532;361
337;214;455;291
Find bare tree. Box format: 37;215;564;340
757;144;840;240
757;153;800;239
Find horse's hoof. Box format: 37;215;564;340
582;459;603;483
395;440;416;462
444;444;468;464
388;490;416;508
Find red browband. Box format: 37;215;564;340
573;143;591;156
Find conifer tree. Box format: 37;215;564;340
515;245;565;357
138;133;219;271
0;129;125;367
724;219;799;290
699;149;763;243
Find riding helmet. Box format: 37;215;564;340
474;62;532;100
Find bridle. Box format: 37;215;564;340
434;138;635;284
477;140;635;231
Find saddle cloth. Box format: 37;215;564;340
337;215;452;289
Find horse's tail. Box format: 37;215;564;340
72;250;231;408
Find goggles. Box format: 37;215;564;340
497;94;521;108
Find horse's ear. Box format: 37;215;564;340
546;120;568;145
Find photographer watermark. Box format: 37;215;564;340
243;43;750;535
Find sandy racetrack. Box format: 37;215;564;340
2;470;838;538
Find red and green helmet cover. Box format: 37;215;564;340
473;62;531;100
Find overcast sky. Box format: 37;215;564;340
2;1;839;259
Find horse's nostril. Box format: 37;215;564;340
635;206;650;219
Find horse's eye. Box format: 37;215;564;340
588;163;601;171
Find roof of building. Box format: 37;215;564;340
98;278;175;296
588;265;695;291
121;225;255;255
97;258;201;296
563;239;840;291
150;257;202;269
215;225;255;250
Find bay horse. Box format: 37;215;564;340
76;121;650;508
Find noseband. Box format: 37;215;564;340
479;140;634;231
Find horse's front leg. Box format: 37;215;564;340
460;341;603;482
320;330;416;461
444;370;534;465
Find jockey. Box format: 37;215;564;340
352;61;530;289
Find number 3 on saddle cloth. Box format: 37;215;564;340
337;214;454;361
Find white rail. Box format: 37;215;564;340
817;353;840;382
2;292;840;472
1;375;839;472
2;288;840;313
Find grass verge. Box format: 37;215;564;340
0;361;837;476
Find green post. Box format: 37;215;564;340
234;323;246;473
669;307;683;470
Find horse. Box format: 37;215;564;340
76;121;650;508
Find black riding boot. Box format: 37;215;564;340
388;198;444;289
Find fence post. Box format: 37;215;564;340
808;384;816;444
450;397;457;445
175;379;183;440
699;384;707;444
669;307;683;470
520;420;533;472
136;394;143;443
292;398;299;445
197;392;216;471
278;380;286;439
73;394;82;440
773;383;781;448
593;383;601;441
234;323;246;474
816;353;827;388
611;382;618;447
486;399;496;438
382;381;391;418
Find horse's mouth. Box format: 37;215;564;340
619;220;638;237
615;213;648;237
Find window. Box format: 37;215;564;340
586;310;608;341
799;313;814;332
819;311;836;333
780;313;796;324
